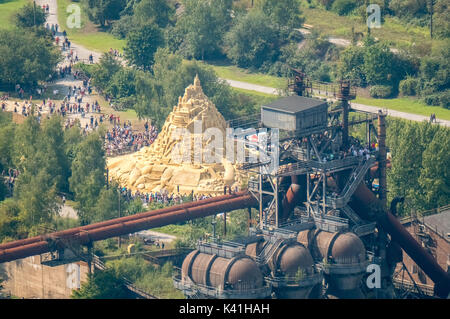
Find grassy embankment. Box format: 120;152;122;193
0;0;28;30
56;0;125;53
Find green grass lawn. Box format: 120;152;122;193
56;0;125;53
354;96;450;121
0;0;29;30
301;6;436;52
205;60;287;89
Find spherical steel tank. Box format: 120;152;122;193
181;250;265;297
297;229;367;291
271;242;315;276
271;242;319;298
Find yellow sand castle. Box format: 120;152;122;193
107;75;243;195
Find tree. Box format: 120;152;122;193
84;0;127;26
69;132;106;225
363;41;394;85
132;0;175;28
0;113;16;174
0;199;21;243
12;116;61;235
0;29;60;89
124;23;164;70
224;10;279;69
106;68;137;100
90;53;122;92
40;116;71;193
386;119;446;214
418;128;450;209
174;0;232;60
258;0;304;29
71;269;130;299
14;3;47;29
91;185;125;223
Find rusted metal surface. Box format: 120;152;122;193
0;193;258;264
297;229;367;290
273;242;314;276
297;230;366;265
181;250;264;291
351;182;450;298
245;238;266;259
280;175;306;221
0;191;249;252
377;112;387;207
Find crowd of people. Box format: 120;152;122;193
119;187;214;207
104;121;158;156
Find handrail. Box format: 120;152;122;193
265;271;322;287
326;157;375;208
172;267;272;298
256;239;284;265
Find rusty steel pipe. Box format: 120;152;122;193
0;193;258;263
280;175;306;220
0;191;249;252
350;183;450;298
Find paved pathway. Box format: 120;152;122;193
38;0;102;63
351;103;450;127
222;79;280;95
134;230;177;243
221;79;449;126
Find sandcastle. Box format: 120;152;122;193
107;75;245;195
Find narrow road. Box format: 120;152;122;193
222;79;280;95
222;78;450;127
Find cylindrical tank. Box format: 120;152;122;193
181;250;265;298
298;229;367;294
246;239;321;299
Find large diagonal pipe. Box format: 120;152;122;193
0;193;258;263
0;191;249;251
350;183;450;298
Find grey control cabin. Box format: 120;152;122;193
261;96;328;136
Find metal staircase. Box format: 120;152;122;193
256;239;284;265
326;157;375;208
341;205;362;225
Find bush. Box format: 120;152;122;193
399;77;418;96
422;93;441;106
15;3;47;28
317;0;335;10
439;90;450;109
370;85;393;98
423;90;450;109
110;15;135;39
331;0;357;16
224;10;280;69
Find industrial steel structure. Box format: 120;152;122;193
1;72;449;299
173;73;450;299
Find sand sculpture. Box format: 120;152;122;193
107;75;245;195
